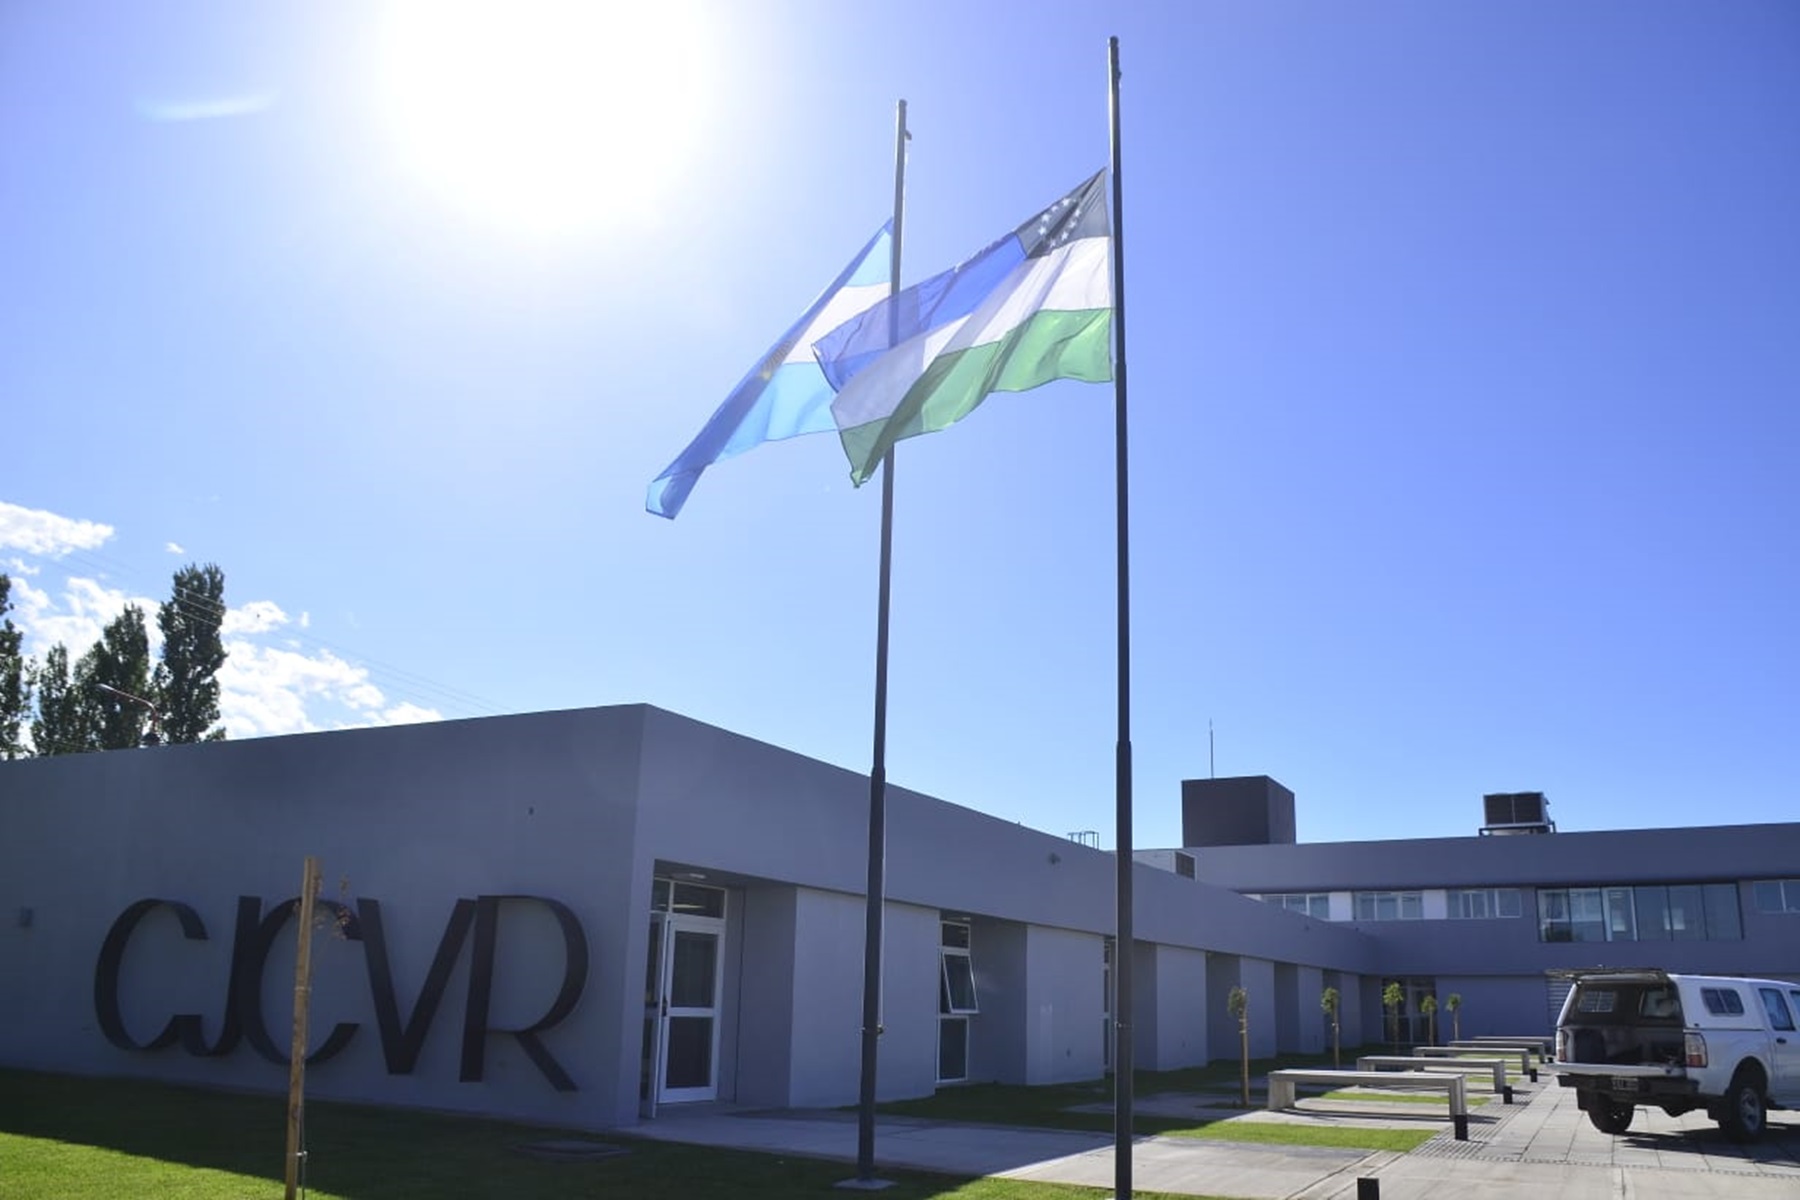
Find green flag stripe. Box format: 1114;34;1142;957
840;306;1113;484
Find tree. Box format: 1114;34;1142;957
1320;986;1341;1068
30;644;89;755
1420;993;1439;1047
80;604;153;750
1445;992;1463;1043
1228;984;1250;1107
0;575;30;759
155;562;227;743
1382;981;1405;1053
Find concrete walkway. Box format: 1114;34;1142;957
631;1079;1800;1199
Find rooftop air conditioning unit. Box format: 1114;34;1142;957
1480;791;1554;835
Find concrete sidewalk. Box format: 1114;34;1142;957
631;1080;1800;1199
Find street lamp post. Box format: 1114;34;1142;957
94;682;162;746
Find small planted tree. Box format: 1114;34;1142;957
1382;981;1405;1053
1420;993;1439;1047
1446;992;1463;1042
1228;985;1250;1107
1320;986;1341;1068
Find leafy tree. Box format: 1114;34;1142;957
1420;993;1439;1046
80;604;153;750
1446;992;1463;1042
30;644;89;755
1382;980;1405;1053
1320;986;1341;1068
154;562;227;743
0;575;29;759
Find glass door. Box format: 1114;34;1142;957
642;879;727;1109
658;918;723;1102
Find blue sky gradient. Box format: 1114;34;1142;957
3;1;1796;847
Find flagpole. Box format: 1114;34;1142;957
1107;36;1135;1200
850;97;908;1189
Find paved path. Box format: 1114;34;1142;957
633;1078;1800;1199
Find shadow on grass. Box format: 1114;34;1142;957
1;1068;1203;1200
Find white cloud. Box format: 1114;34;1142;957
0;502;114;557
215;640;443;739
380;702;441;725
11;575;159;657
222;599;289;636
166;542;186;555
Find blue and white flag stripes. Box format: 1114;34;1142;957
647;222;893;518
814;172;1112;486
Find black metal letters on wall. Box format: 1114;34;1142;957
92;893;589;1091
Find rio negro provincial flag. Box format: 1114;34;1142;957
647;221;894;518
814;171;1112;486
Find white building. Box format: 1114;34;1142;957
0;705;1374;1130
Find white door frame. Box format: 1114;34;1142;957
649;906;726;1105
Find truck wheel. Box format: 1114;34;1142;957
1719;1069;1766;1144
1587;1099;1634;1134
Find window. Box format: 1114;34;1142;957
1758;988;1795;1033
1354;891;1422;921
1701;987;1746;1016
1265;892;1329;920
1449;888;1522;919
1576;989;1618;1014
1540;883;1742;942
939;923;978;1014
1753;879;1800;914
938;920;977;1083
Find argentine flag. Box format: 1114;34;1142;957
647;222;893;518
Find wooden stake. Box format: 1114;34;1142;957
285;856;320;1200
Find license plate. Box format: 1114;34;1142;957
1610;1077;1641;1093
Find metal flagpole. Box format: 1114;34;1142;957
849;97;908;1189
1107;36;1136;1200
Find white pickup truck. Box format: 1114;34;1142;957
1552;969;1800;1142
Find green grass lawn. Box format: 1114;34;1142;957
873;1050;1436;1153
0;1069;1224;1200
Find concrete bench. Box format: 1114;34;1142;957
1418;1043;1537;1081
1266;1068;1469;1140
1356;1055;1512;1103
1461;1036;1552;1057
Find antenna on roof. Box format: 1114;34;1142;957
1209;719;1216;779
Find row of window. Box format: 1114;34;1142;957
1539;884;1742;942
1266;888;1522;921
1263;880;1800;942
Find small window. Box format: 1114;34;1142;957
939;921;978;1015
1758;988;1795;1032
1752;879;1800;914
1576;989;1618;1014
1701;987;1746;1016
670;882;726;918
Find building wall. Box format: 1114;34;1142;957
1291;965;1325;1055
877;902;943;1101
734;885;797;1108
1024;925;1105;1084
0;707;649;1129
1143;943;1209;1069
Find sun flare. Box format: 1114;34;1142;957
378;0;712;235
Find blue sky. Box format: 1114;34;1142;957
3;1;1796;848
